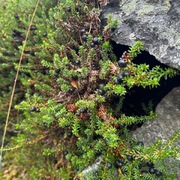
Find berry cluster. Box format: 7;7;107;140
104;157;163;178
75;107;87;116
114;54;130;85
29;106;40;113
118;58;128;68
140;161;163;178
94;141;164;179
81;32;100;48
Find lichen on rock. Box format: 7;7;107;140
102;0;180;69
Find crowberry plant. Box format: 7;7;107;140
0;0;179;179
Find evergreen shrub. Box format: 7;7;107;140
0;0;179;179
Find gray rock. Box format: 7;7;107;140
102;0;180;70
132;86;180;178
80;157;103;180
132;86;180;146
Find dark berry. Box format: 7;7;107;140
67;132;72;137
80;108;87;113
114;78;120;85
126;155;133;161
111;27;116;32
75;112;80;116
54;159;58;164
149;167;156;174
97;89;104;95
14;37;22;43
24;50;30;54
118;58;127;68
138;163;143;169
74;60;80;66
91;64;100;70
63;150;68;155
119;123;125;129
43;122;48;127
82;34;87;41
66;7;71;12
121;168;127;175
122;70;130;77
75;6;80;12
115;159;124;168
90;42;95;48
116;74;123;83
146;162;154;168
95;150;103;156
92;37;100;45
12;30;21;37
35;108;40;112
30;106;36;112
43;32;47;37
137;141;144;146
30;25;37;30
69;88;75;93
106;162;112;169
155;170;162;178
80;29;85;33
55;69;60;78
30;51;35;56
14;14;19;19
72;75;78;80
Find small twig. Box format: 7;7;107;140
0;0;41;169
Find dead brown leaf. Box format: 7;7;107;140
71;80;78;89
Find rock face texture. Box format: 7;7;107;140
102;0;180;70
132;86;180;177
132;86;180;149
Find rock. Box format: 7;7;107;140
80;157;103;180
132;86;180;147
102;0;180;70
132;87;180;177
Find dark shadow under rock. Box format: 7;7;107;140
110;41;180;116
